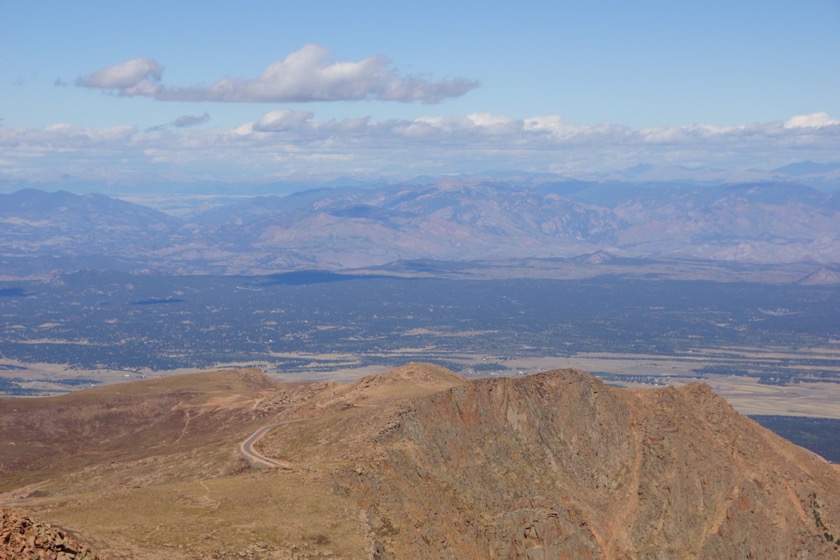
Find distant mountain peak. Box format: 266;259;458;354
575;249;616;264
772;161;840;177
798;267;840;285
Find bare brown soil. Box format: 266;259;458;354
2;364;839;559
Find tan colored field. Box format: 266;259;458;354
24;469;369;559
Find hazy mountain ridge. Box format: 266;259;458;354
1;178;839;278
3;161;839;196
0;189;180;271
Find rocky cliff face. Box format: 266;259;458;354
343;369;840;559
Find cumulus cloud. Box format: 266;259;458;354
784;112;840;128
76;57;164;96
254;110;315;131
75;44;478;104
2;112;838;181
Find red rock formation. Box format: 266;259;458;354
0;507;103;560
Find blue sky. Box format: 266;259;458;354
2;0;839;185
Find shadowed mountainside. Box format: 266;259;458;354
1;364;839;559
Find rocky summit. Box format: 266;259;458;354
338;369;840;558
1;365;839;559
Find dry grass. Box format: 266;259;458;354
21;468;368;559
0;363;470;559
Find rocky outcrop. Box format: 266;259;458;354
346;369;840;559
0;507;102;559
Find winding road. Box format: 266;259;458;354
238;420;301;469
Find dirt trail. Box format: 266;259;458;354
238;421;304;469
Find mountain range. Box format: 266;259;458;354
1;365;839;558
1;177;839;279
3;161;840;196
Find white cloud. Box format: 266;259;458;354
1;113;838;181
75;44;478;104
784;112;840;128
254;110;315;132
467;113;514;127
75;57;163;95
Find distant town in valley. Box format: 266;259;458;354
1;270;838;385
